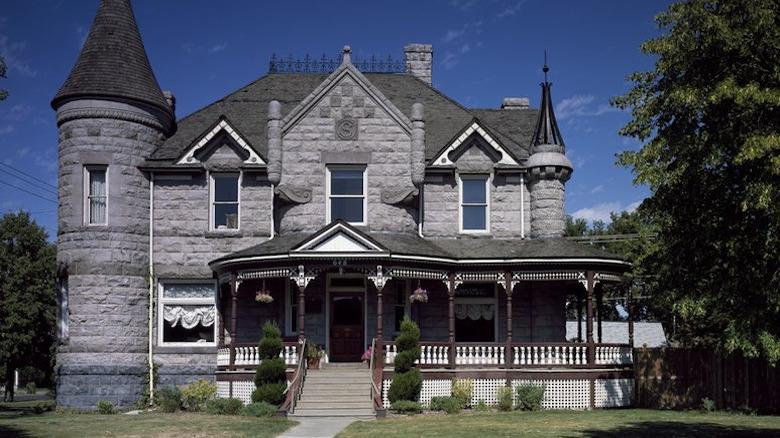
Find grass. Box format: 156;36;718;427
337;409;780;438
0;401;296;438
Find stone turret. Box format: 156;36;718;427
51;0;175;409
526;64;572;238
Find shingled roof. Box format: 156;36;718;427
51;0;174;126
146;73;537;167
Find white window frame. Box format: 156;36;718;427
84;165;108;225
326;165;367;225
459;174;490;233
209;172;241;231
158;280;217;347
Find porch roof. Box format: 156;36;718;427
209;225;629;272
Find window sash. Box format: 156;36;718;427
211;174;239;230
327;167;366;224
159;281;217;346
460;175;489;232
86;167;107;225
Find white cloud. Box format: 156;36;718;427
571;200;644;224
565;148;591;169
496;0;528;19
209;42;228;53
0;35;37;77
449;0;478;12
443;29;465;43
590;185;604;194
0;124;13;135
556;94;617;121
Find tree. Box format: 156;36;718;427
0;211;56;401
251;321;287;406
387;316;422;404
0;56;8;101
612;0;780;361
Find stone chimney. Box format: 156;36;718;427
501;97;529;110
404;44;433;85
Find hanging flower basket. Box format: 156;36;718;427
409;285;428;303
255;290;273;304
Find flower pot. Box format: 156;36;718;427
308;358;320;369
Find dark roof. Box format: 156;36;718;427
148;73;538;166
51;0;174;124
530;80;565;149
211;230;629;269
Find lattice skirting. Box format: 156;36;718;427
381;377;634;410
216;380;291;404
594;378;633;408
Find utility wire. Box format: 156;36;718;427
0;179;57;204
0;162;58;195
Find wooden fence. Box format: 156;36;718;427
634;348;780;413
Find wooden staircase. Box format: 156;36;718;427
289;363;375;418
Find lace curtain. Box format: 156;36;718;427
455;304;494;321
163;305;215;329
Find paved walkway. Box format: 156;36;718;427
278;417;366;438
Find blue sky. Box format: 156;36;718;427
1;0;672;240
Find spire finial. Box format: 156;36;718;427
543;50;549;82
342;45;352;64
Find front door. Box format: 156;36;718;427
329;293;364;362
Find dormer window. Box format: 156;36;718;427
211;173;239;230
460;174;490;232
327;166;366;225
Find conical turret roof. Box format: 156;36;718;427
51;0;174;124
530;63;564;151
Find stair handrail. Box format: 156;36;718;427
280;338;308;415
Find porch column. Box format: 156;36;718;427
218;287;225;345
596;284;603;343
577;288;583;342
368;265;390;343
292;265;314;341
230;272;240;371
447;273;456;369
585;271;596;410
504;272;514;369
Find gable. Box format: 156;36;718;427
293;221;388;254
176;117;265;166
429;121;520;168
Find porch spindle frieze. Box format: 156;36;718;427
514;271;585;282
238;267;295;280
388;267;447;280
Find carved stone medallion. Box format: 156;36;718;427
336;118;358;140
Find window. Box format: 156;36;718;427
286;282;298;336
394;281;408;333
84;166;107;225
460;175;489;232
211;173;239;230
159;281;216;345
327;166;366;224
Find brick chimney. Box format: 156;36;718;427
404;44;433;85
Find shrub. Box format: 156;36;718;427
25;382;37;395
700;397;716;413
254;321;288;406
205;397;244;415
474;399;490;412
387;368;422;404
390;400;422;415
496;386;513;412
388;316;421;403
97;400;115;414
429;396;462;414
181;378;217;412
515;384;545;411
156;386;182;413
251;382;287;406
242;401;279;417
451;378;473;408
32;401;55;414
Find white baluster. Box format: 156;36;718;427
513;346;519;365
499;346;505;365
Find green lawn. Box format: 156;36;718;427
0;401;296;438
338;409;780;438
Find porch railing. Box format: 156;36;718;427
385;342;632;368
217;342;301;369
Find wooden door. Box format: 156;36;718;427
329;293;364;362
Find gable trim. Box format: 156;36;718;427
176;116;265;165
292;220;389;254
281;62;412;136
429;120;520;168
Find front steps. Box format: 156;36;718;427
289;363;375;418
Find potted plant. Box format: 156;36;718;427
361;346;373;366
409;282;428;304
306;343;325;369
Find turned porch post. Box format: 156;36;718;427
628;282;635;349
577;288;583;342
292;265;314;342
596;284;603;343
229;272;239;371
504;272;514;368
585;270;596;410
447;273;456;369
368;266;389;360
218;287;225;346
